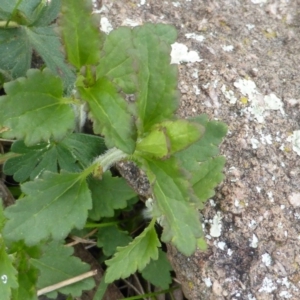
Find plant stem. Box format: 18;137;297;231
0;21;19;28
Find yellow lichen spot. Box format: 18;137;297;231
240;97;248;104
284;146;291;152
243;38;250;46
188;281;194;289
263;30;277;39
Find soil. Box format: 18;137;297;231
98;0;300;299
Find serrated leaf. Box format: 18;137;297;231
3;171;92;245
133;24;178;133
0;241;18;299
0;68;75;146
31;241;94;298
96;27;137;94
59;0;102;69
105;220;160;283
25;26;76;90
97;225;132;256
141;250;172;290
0;27;31;79
79;77;136;154
4;134;105;182
143;158;202;256
192;157;226;202
88;172;137;220
175;115;227;203
136;120;204;158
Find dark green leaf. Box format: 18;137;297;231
88;172;137;220
60;0;102;69
3;171;92;245
4;134;105;182
96;225;132;256
0;69;75;146
141;250;172;290
31;241;94;298
105;220;160;283
79;77;136;154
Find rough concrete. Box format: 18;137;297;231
99;0;300;299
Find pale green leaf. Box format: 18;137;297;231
136;119;204;158
4;134;105;182
3;171;92;245
143;158;202;256
0;241;18;299
31;241;94;298
96;225;132;256
141;250;172;290
59;0;102;69
79;77;136;154
88;172;136;220
0;68;75;146
105;220;160;283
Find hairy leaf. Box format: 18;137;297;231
60;0;102;69
0;69;75;145
3;171;92;245
31;241;94;298
141;250;172;290
97;225;132;256
79;77;136;154
143;158;202;256
105;220;160;283
88;172;136;220
4;134;105;182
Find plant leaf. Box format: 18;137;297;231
136;120;205;158
59;0;102;69
4;134;105;182
96;27;137;94
175;115;227;204
0;68;75;146
105;220;160;283
31;241;94;298
88;172;136;220
25;26;75;90
79;77;136;154
3;171;92;245
133;24;178;133
143;157;202;256
141;250;172;290
0;27;31;79
96;225;132;256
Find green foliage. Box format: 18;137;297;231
0;0;227;298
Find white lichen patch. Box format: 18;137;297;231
210;212;223;237
262;253;272;266
234;79;285;123
288;193;300;208
259;277;277;293
185;33;205;42
217;241;226;250
222;45;234;52
171;42;201;64
203;277;212;287
100;17;113;34
193;85;200;95
289;130;300;156
172;1;180;7
250;234;258;248
221;84;237;104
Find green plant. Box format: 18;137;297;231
0;0;227;299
